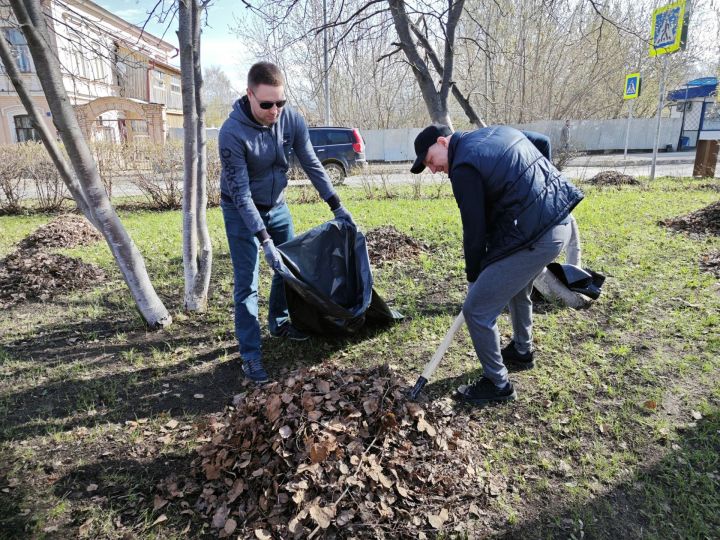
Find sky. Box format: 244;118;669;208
98;0;252;92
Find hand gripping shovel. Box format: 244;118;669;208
409;311;465;399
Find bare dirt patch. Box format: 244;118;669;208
17;214;102;250
0;250;106;307
586;171;640;187
365;226;428;265
157;364;486;538
660;201;720;236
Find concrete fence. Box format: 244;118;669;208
362;118;683;161
167;118;683;162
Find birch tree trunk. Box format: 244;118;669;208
178;0;212;312
10;0;171;328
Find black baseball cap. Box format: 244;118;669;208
410;124;453;174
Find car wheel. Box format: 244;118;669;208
324;162;346;185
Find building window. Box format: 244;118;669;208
171;76;181;94
703;103;720;131
153;70;165;88
14;114;41;142
2;28;33;73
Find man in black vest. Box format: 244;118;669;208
411;124;584;405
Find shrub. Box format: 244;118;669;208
0;143;31;214
126;141;184;209
91;141;127;198
27;156;67;213
206;139;221;207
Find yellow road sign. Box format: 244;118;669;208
624;73;641;99
649;0;688;57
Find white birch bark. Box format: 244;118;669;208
178;0;212;312
11;0;171;328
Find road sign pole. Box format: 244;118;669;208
624;100;634;160
650;55;669;181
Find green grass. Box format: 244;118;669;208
0;176;719;538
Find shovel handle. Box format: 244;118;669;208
421;311;465;379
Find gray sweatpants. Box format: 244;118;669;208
463;219;572;386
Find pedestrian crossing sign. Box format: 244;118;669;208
649;0;688;57
624;73;641;100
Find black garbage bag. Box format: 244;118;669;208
546;263;606;300
276;220;403;336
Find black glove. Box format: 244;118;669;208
332;205;356;227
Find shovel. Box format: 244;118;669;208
409;311;465;399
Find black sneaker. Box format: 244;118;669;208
270;324;309;342
242;358;269;384
501;341;535;371
456;377;516;406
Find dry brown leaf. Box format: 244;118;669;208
316;379;331;394
336;510;354;527
153;495;168;510
288;516;302;534
417;417;437;437
310;443;329;464
363;398;379;415
302;392;315;412
309;501;336;529
223;518;237;535
151;514;167;527
212;504;229;528
643;400;657;410
227;479;245;504
78;518;93;537
428;508;449;529
266;394;282;423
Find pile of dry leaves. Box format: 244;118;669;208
586;171;640;187
157;364;490;538
661;201;720;236
0;215;105;307
365;226;428;265
700;250;720;278
18;214;103;250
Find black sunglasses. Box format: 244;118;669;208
257;98;287;110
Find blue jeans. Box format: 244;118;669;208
221;201;294;361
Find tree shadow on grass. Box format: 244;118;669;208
493;411;720;539
0;315;396;443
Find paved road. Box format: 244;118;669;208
17;151;719;200
340;155;718;189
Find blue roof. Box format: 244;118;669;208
667;77;717;101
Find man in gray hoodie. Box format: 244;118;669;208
219;62;355;383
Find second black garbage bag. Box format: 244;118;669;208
276;220;402;336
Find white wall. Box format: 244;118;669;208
168;127;219;141
362;118;684;161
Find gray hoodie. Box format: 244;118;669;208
219;97;337;234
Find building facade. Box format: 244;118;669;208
0;0;182;145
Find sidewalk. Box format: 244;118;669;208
567;151;696;167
